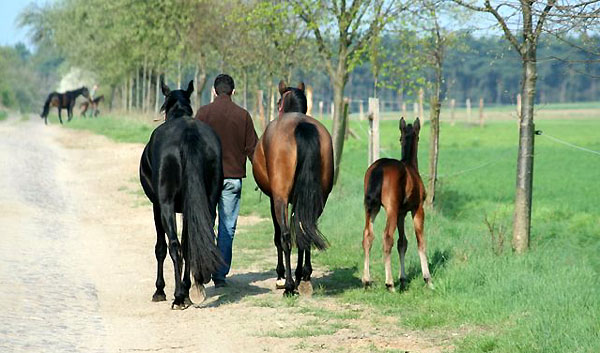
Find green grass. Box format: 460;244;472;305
63;105;600;352
0;110;7;121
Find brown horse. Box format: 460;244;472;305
252;81;334;295
362;117;432;291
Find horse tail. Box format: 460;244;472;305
364;162;383;216
41;93;53;118
181;127;222;286
291;122;329;250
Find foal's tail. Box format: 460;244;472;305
364;162;383;216
41;93;53;118
181;128;222;286
291;122;329;250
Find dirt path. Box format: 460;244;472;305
0;115;452;352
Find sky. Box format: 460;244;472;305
0;1;47;48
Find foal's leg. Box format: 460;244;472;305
273;197;295;295
152;204;167;302
396;214;408;290
412;206;433;287
270;198;285;289
58;108;63;124
383;209;399;291
161;203;186;308
67;106;73;122
362;210;376;287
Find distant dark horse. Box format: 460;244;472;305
362;118;432;291
139;79;223;309
252;81;334;295
80;95;104;118
40;87;90;125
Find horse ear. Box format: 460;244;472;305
414;118;421;133
186;80;194;97
399;117;406;131
160;77;171;96
297;82;305;92
278;80;287;95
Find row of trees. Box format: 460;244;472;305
19;0;600;252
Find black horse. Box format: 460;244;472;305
40;86;90;125
80;95;104;118
139;79;223;309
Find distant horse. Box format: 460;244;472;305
40;86;90;125
252;80;334;295
80;95;104;118
362;118;432;291
139;79;223;309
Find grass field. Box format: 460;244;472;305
0;110;7;121
48;105;600;352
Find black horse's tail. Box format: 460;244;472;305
41;93;53;118
181;127;222;286
291;122;329;250
364;162;383;216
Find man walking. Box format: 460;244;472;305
195;74;258;288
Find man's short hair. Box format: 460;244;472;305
214;74;235;96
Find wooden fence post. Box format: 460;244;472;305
466;98;472;124
368;97;380;166
306;86;313;116
479;97;485;127
413;102;418;117
319;101;324;119
359;100;365;121
402;102;407;118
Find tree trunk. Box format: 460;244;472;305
196;58;207;107
512;51;537;253
155;69;160;114
142;59;147;112
138;67;143;110
121;80;127;112
331;67;348;185
109;85;115;112
177;59;182;89
127;75;133;112
426;62;442;207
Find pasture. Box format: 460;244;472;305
42;103;600;352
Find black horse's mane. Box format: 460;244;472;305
160;90;193;120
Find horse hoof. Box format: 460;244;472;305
385;283;396;293
399;278;408;291
152;292;167;302
298;280;313;297
425;278;435;290
362;280;372;289
171;301;190;310
189;285;206;305
275;279;286;289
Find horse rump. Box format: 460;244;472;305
291;122;328;251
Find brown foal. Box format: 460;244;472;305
362;117;432;291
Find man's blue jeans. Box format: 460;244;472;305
213;178;242;282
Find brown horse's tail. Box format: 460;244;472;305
41;93;54;118
291;122;329;250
